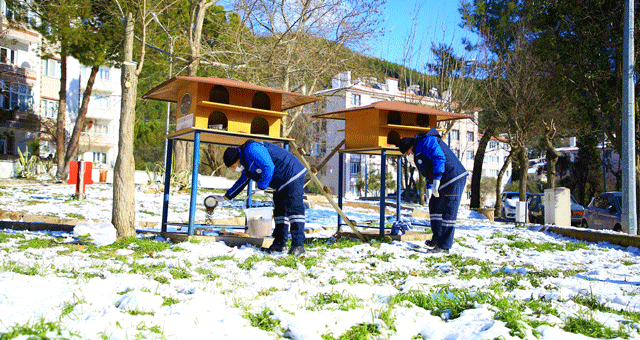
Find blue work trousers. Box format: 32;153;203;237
428;178;465;250
271;176;306;248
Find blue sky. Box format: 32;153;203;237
371;0;477;70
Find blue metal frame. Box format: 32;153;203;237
161;140;173;233
396;156;401;221
161;129;293;236
187;131;202;235
379;150;386;236
335;150;403;237
338;152;344;231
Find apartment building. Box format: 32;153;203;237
313;71;491;206
0;1;121;171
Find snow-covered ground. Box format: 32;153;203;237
1;178;639;340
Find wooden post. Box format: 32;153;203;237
289;141;366;242
77;160;85;200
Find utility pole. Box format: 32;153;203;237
622;0;636;235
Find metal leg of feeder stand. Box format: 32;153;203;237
397;156;401;221
337;152;344;231
187;131;201;236
246;180;253;208
379;150;386;236
161;139;173;234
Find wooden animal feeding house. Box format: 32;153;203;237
313;100;472;155
143;76;319;145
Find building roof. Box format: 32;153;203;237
142;76;319;111
313;100;472;122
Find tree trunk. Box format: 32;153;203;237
112;12;137;238
545;144;559;189
494;149;514;217
470;126;495;208
543;120;558;189
54;53;68;181
518;146;528;201
172;0;212;173
60;66;99;180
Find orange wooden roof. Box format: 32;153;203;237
313;100;472;122
142;76;319;111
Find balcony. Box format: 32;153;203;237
85;107;119;121
0;63;37;81
79;132;117;148
0;109;39;131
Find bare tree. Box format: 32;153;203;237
230;0;385;137
112;0;177;237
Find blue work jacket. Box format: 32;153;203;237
413;128;468;191
225;140;307;199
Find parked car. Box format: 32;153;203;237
388;189;424;202
501;191;531;220
527;193;584;226
581;192;623;232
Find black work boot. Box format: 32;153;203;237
288;246;305;257
425;238;438;247
426;247;449;254
263;243;287;253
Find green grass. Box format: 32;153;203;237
243;309;281;332
16;237;60;250
322;323;380;340
308;291;362;311
2;261;40;276
162;297;179;306
392;288;491;320
0;317;75;339
563;313;629;339
0;232;25;243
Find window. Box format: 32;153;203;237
93;152;107;165
98;68;110;81
351;94;361;106
450;129;459;140
466;151;474;160
489;141;498;149
467;131;474;142
452;149;460;158
1;81;33;111
0;47;15;65
43;59;61;78
40;99;58;118
350;162;361;175
93;123;109;134
484;155;500;163
90;94;110;109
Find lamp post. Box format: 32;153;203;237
153;14;174;174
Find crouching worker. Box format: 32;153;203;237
214;140;307;256
398;128;468;254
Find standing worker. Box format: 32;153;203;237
213;140;307;256
398;128;468;254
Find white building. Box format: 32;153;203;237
481;135;512;207
0;2;121;172
313;71;496;206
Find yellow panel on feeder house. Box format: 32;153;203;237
313;100;472;153
344;109;379;149
142;76;319;139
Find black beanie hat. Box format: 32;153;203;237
398;137;415;154
223;147;240;167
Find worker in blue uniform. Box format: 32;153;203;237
398;128;468;254
214;140;307;257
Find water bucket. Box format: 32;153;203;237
244;207;273;237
